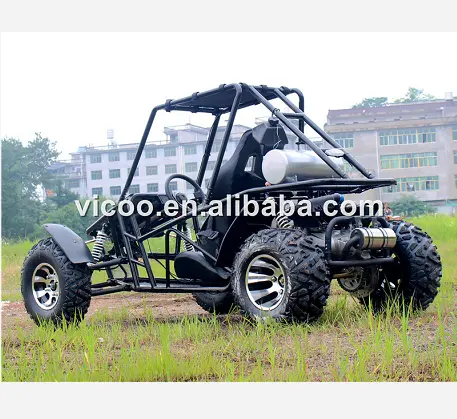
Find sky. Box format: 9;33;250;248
1;32;456;159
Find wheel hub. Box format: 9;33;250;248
337;266;380;298
32;263;60;310
245;254;286;311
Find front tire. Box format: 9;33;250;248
192;290;235;314
232;229;331;322
360;221;442;312
21;238;92;326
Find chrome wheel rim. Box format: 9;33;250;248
245;254;286;311
32;263;60;310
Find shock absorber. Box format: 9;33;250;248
276;212;294;229
182;223;194;252
265;197;294;229
92;229;109;262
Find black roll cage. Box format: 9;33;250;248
87;83;397;295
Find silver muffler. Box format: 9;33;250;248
350;227;397;250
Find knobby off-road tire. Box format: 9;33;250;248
192;290;235;314
360;221;442;312
21;237;92;326
232;229;331;322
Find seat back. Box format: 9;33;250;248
210;121;289;200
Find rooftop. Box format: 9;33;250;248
326;95;457;130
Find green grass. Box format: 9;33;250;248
2;215;457;381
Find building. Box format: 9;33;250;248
43;159;84;199
324;92;457;211
58;124;254;199
47;94;457;212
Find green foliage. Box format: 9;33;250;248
352;87;436;109
352;96;388;108
38;202;92;239
389;194;435;217
393;87;436;104
1;133;60;239
46;180;80;209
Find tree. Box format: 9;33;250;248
393;87;436;103
352;87;436;108
389;195;434;218
45;179;80;208
37;202;93;239
352;97;388;108
1;133;60;239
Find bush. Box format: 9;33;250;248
389;195;434;217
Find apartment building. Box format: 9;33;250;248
324;92;457;211
54;124;252;199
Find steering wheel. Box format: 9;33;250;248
164;174;206;207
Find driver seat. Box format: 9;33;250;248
210;121;288;200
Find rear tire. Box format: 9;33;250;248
193;291;235;314
232;229;331;322
360;221;442;312
21;238;92;326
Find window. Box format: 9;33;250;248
164;147;176;157
66;179;80;188
127;151;136;160
110;186;121;196
129;184;140;194
207;161;216;170
245;156;254;171
379;127;436;146
169;134;178;143
91;170;102;180
455;174;457;188
380;152;438;169
146;149;157;158
382;176;439;193
187;182;195;190
90;154;102;164
454;150;457;165
165;164;177;174
92;187;103;196
204;179;211;188
331;133;354;148
146;166;158;175
213;141;222;153
128;167;139;176
169;181;178;191
147;183;158;192
109;169;121;179
184;145;197;155
185;162;197;172
109;152;119;162
453;126;457;141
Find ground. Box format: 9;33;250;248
2;216;457;381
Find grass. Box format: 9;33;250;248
2;215;457;381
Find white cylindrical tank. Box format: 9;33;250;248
262;149;344;184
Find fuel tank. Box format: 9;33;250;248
262;149;344;184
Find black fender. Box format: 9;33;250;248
43;223;94;264
216;213;274;267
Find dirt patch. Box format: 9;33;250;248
1;293;206;331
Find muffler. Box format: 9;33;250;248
350;227;397;250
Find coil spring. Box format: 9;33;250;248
265;197;294;229
276;213;293;229
92;231;109;262
182;224;194;252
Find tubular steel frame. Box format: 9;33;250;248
87;83;397;295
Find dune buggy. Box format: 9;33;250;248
22;83;442;326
